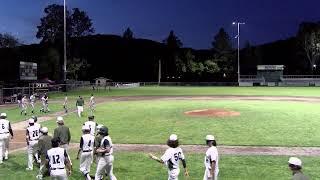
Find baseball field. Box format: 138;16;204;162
1;86;320;179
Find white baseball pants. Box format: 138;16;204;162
167;168;180;180
95;155;117;180
27;140;39;169
203;168;219;180
50;168;68;180
80;151;93;176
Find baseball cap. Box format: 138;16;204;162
28;118;35;124
56;116;64;123
41;127;48;133
288;157;302;166
97;124;103;129
0;113;7;117
169;134;178;141
88;116;94;120
82;125;90;131
206;135;215;141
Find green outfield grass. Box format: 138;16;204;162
42;100;320;146
0;103;63;123
0;151;318;180
49;86;320;99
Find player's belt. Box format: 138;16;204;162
30;139;39;141
0;132;9;134
51;167;65;170
83;150;92;152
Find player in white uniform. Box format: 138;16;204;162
149;134;189;180
30;94;36;114
203;135;219;180
77;125;95;180
89;94;95;116
26;118;41;170
21;95;28;116
83;116;98;136
46;137;72;180
40;94;50;113
0;113;13;163
94;126;117;180
63;94;68;113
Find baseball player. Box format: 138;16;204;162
94;126;117;180
32;116;42;129
94;124;104;164
83;116;98;136
63;94;68;113
17;93;23;108
0;113;13;163
31;115;42;164
203;135;219;180
288;157;309;180
26;118;41;170
76;96;85;118
149;134;189;180
27;116;41;130
21;95;28;116
36;127;52;180
40;93;50;113
30;93;36;114
53;116;72;166
46;137;72;179
89;94;95;116
77;125;95;180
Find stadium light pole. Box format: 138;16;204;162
232;21;245;85
63;0;67;82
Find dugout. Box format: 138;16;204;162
257;65;284;83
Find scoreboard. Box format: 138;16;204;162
20;61;37;80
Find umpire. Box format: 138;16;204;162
53;116;72;165
36;127;52;180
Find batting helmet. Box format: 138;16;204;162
0;113;7;119
31;115;38;122
99;126;109;136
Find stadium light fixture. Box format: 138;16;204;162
63;0;67;82
232;21;245;86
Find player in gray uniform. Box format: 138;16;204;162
30;94;36;114
94;126;117;180
63;94;68;113
17;93;23;108
21;95;28;116
77;125;95;180
40;93;50;113
0;113;13;163
149;134;189;180
46;137;72;180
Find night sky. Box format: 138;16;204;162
0;0;319;49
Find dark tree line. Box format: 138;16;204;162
0;3;319;83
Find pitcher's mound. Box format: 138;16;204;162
184;109;240;117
